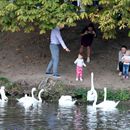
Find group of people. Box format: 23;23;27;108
45;23;130;81
45;23;96;81
117;45;130;79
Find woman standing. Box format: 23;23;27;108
79;23;96;63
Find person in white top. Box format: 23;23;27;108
117;45;127;76
74;54;86;81
46;24;70;78
122;50;130;79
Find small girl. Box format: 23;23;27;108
74;54;86;81
122;50;130;79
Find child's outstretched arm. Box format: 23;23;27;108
83;62;86;67
74;59;78;64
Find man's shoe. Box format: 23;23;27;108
46;72;52;75
118;72;122;76
53;75;61;79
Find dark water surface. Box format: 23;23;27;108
0;100;130;130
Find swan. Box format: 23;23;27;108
30;89;44;104
0;86;8;102
17;88;44;109
92;88;120;109
102;87;120;108
37;89;44;103
17;87;37;104
58;95;77;107
87;72;96;102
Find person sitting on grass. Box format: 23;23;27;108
74;54;86;81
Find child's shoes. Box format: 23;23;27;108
80;78;83;82
76;78;78;81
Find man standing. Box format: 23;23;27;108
46;25;70;78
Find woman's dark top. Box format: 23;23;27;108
81;32;95;47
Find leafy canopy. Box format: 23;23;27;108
0;0;129;39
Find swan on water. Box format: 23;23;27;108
17;87;37;103
58;95;77;107
30;89;44;104
87;72;96;102
92;88;120;109
0;86;8;102
17;87;37;108
17;88;44;108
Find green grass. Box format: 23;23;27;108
0;77;130;101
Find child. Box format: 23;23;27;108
74;54;86;81
122;50;130;79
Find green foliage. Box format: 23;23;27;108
96;88;130;101
0;77;13;89
73;88;87;101
0;0;129;39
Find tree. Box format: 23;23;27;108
0;0;129;39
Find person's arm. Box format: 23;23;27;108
121;56;125;62
82;60;86;67
124;56;130;63
83;62;86;67
92;31;96;37
118;51;123;62
74;59;78;64
117;51;120;70
81;31;88;36
55;30;70;52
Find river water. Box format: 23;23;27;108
0;100;130;130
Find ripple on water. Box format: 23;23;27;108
0;100;130;130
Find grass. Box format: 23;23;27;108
0;77;130;101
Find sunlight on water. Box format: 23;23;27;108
0;100;130;130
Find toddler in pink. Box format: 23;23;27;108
74;54;86;81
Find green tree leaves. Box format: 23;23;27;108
0;0;129;39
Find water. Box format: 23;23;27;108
0;100;130;130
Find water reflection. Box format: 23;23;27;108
98;108;119;129
0;100;130;130
86;105;97;130
0;102;7;125
73;107;84;130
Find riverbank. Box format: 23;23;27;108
1;76;130;102
0;21;130;94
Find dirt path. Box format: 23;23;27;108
0;23;130;89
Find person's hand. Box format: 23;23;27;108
125;60;130;63
65;48;70;52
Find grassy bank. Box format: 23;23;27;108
0;77;130;102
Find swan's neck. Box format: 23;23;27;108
104;88;107;101
31;90;35;98
93;90;97;107
91;73;94;90
38;91;43;102
1;90;8;101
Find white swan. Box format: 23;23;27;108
58;95;77;107
37;89;44;103
17;88;44;108
0;86;8;102
87;72;96;102
30;89;44;104
92;88;120;109
17;87;37;104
